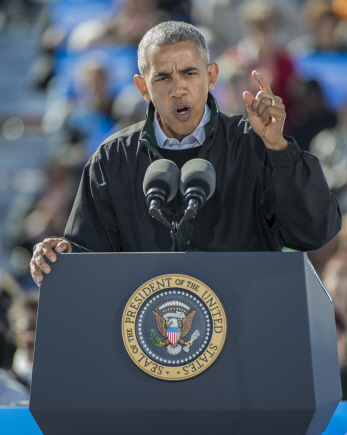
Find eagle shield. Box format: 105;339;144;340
167;328;181;345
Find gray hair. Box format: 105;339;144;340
137;21;210;76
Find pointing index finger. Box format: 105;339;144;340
252;70;272;94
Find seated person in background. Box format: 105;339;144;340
30;21;341;286
0;327;29;405
7;292;39;390
322;251;347;400
310;101;347;214
216;1;298;131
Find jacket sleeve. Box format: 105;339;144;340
64;154;121;252
260;139;342;251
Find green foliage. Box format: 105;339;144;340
150;328;162;347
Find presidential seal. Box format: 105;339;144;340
122;274;227;381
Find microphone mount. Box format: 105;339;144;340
145;187;181;249
143;158;216;252
146;187;172;230
177;186;206;231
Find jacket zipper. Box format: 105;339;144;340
186;238;192;252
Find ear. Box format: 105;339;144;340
134;75;151;102
207;63;219;91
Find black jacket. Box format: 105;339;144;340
64;94;341;253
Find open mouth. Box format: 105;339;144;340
176;106;189;115
174;105;192;121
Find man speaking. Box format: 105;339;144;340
30;21;341;285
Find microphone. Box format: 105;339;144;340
180;159;216;215
143;159;180;224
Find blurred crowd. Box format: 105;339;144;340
1;0;347;404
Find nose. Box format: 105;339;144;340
169;76;187;99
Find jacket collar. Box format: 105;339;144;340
140;92;219;158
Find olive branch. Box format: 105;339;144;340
150;328;163;348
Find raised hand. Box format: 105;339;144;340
243;70;288;150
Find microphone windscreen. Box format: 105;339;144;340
180;159;216;200
143;159;180;202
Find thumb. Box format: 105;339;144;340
243;91;255;118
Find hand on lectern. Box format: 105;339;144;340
30;237;72;286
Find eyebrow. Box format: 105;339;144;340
153;67;200;80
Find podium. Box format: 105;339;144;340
29;252;342;435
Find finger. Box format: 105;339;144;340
252;70;273;94
252;91;282;113
243;91;256;118
257;98;285;124
30;257;43;286
55;240;72;254
33;238;60;272
33;236;70;268
260;106;287;127
33;250;52;274
41;238;64;262
33;243;51;272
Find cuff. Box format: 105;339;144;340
266;136;302;168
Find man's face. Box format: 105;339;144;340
135;40;218;141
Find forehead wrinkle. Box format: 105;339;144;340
148;42;204;72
